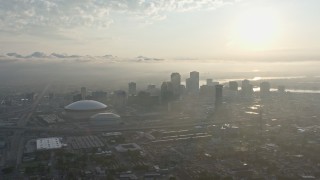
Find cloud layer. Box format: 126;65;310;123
0;0;238;34
1;51;165;64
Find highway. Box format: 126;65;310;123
4;84;50;169
0;107;32;119
0;120;240;134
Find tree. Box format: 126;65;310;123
1;166;14;174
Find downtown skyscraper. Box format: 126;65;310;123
186;71;199;95
171;72;181;97
128;82;137;96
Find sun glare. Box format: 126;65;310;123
233;8;280;50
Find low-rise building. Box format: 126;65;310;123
36;137;64;151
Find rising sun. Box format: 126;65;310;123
232;8;280;50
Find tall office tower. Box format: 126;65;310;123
81;87;87;100
180;84;186;95
171;72;181;97
215;84;223;107
112;90;127;108
189;71;200;94
200;85;215;102
207;79;213;86
229;81;238;91
147;84;156;90
128;82;137;95
260;81;271;98
161;81;174;104
186;78;191;93
241;79;250;89
241;79;253;96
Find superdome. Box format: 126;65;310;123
65;100;107;111
64;100;108;120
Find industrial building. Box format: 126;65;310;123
38;114;64;125
36;137;64;151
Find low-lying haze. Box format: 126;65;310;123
1;55;319;92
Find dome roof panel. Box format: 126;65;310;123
91;113;120;120
65;100;107;111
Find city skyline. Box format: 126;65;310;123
0;0;320;60
1;1;320;179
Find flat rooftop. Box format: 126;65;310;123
36;137;63;151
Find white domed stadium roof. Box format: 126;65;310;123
65;100;107;111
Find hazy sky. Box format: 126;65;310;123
0;0;320;60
